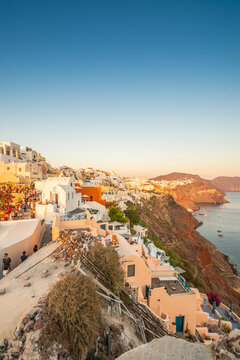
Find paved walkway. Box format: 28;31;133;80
0;242;64;341
40;224;52;247
217;307;240;330
201;298;218;320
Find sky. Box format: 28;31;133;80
0;0;239;179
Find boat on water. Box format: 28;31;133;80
218;233;223;237
217;230;222;233
199;209;207;216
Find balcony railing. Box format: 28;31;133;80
178;274;191;292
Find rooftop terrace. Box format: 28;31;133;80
151;277;188;295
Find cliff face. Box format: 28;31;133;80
151;172;227;210
139;194;240;313
212;176;240;192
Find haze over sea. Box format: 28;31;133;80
195;192;240;273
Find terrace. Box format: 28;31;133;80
151;277;188;295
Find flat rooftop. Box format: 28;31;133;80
151;277;188;295
0;219;40;248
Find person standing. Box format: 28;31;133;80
2;253;11;277
21;251;28;262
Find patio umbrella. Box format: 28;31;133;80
212;300;216;314
230;303;233;313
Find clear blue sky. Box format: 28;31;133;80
0;0;239;178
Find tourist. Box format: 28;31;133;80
2;253;11;277
33;244;38;253
21;251;28;262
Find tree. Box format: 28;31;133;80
42;274;101;360
88;243;124;293
108;206;127;223
124;208;140;227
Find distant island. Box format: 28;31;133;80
212;176;240;192
150;172;227;211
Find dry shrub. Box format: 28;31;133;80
88;243;124;294
42;273;101;360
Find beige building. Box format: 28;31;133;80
0;141;49;181
0;161;44;180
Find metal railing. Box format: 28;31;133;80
195;328;204;343
178;274;191;292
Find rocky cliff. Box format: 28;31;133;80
212;176;240;192
139;194;240;314
117;329;240;360
151;172;227;211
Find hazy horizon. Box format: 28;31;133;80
1;0;239;178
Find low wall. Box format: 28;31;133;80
0;220;44;272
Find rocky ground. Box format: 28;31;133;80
116;329;240;360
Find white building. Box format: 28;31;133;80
0;141;22;164
108;221;130;235
81;201;109;222
133;225;148;239
35;176;82;223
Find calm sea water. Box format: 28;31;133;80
194;192;240;273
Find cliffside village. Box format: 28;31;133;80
0;141;239;348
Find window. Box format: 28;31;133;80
19;168;21;172
7;167;10;170
127;264;135;277
72;193;74;199
68;193;70;200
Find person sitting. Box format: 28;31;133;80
21;251;28;262
2;253;11;277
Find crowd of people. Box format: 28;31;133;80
0;183;41;221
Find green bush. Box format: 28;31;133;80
193;278;206;293
109;206;127;223
88;243;124;293
42;274;101;360
222;324;231;333
124;208;140;227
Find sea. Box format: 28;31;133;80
194;192;240;274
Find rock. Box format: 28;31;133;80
22;316;30;325
14;326;24;339
35;313;43;321
211;329;240;359
23;320;34;333
0;288;6;295
10;340;23;357
116;336;213;360
0;339;8;352
24;282;31;287
34;320;44;331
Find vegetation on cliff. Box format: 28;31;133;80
88;243;125;293
41;273;101;360
109;206;128;223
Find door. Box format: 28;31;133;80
146;285;150;301
175;316;184;333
